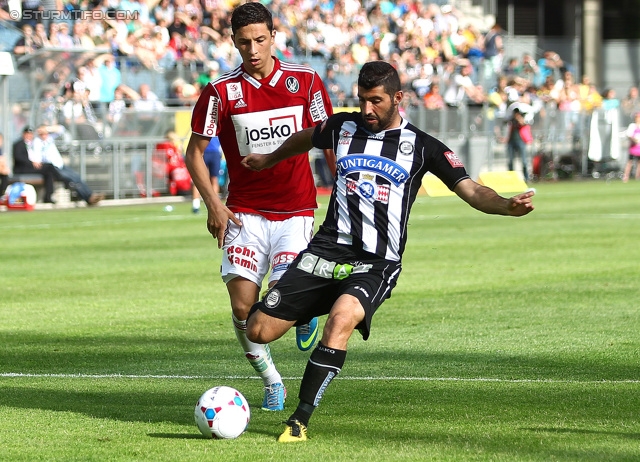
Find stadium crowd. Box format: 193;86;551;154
6;0;640;156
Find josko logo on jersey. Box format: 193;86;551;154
232;106;304;156
337;154;409;186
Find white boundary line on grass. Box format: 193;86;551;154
2;373;639;384
2;211;639;232
0;214;188;231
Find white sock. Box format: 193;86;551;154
232;314;282;386
192;198;200;210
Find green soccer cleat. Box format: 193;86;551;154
296;317;319;351
277;419;308;442
262;382;286;411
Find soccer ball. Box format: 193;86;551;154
194;386;250;439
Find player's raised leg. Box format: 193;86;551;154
269;216;318;352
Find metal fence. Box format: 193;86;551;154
46;103;629;203
60;136;169;200
404;103;628;181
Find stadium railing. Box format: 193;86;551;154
40;104;627;202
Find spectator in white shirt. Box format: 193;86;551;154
121;83;163;112
32;125;104;205
443;62;485;107
119;84;164;134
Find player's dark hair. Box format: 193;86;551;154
231;2;273;34
358;61;401;97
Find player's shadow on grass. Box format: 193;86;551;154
523;427;640;440
0;384;286;439
148;433;205;439
148;427;275;439
0;385;198;426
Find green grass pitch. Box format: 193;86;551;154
1;180;639;461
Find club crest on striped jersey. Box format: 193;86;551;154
285;76;300;93
359;183;375;199
444;151;464;168
346;177;390;204
399;140;414;155
358;174;375;199
337;154;409;186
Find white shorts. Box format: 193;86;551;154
221;213;314;286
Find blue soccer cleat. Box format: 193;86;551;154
262;382;286;411
296;317;319;351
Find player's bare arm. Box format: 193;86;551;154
241;127;316;172
454;178;535;216
186;133;242;247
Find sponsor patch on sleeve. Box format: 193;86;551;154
203;96;219;137
444;151;464;168
310;90;328;122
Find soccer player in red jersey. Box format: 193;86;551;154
185;2;334;411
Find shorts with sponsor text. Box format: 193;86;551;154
252;237;402;340
221;213;314;286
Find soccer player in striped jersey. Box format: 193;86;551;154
185;2;333;412
242;61;535;441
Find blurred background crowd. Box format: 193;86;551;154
4;0;639;136
1;0;638;200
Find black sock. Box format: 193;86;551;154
290;402;315;427
291;342;347;427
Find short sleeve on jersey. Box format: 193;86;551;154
312;112;357;150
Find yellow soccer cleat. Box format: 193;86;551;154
277;419;308;442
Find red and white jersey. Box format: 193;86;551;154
191;57;333;220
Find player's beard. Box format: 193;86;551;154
363;102;398;133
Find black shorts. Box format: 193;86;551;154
252;237;402;340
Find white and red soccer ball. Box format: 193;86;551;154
194;386;250;439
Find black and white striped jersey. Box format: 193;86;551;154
311;111;470;261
